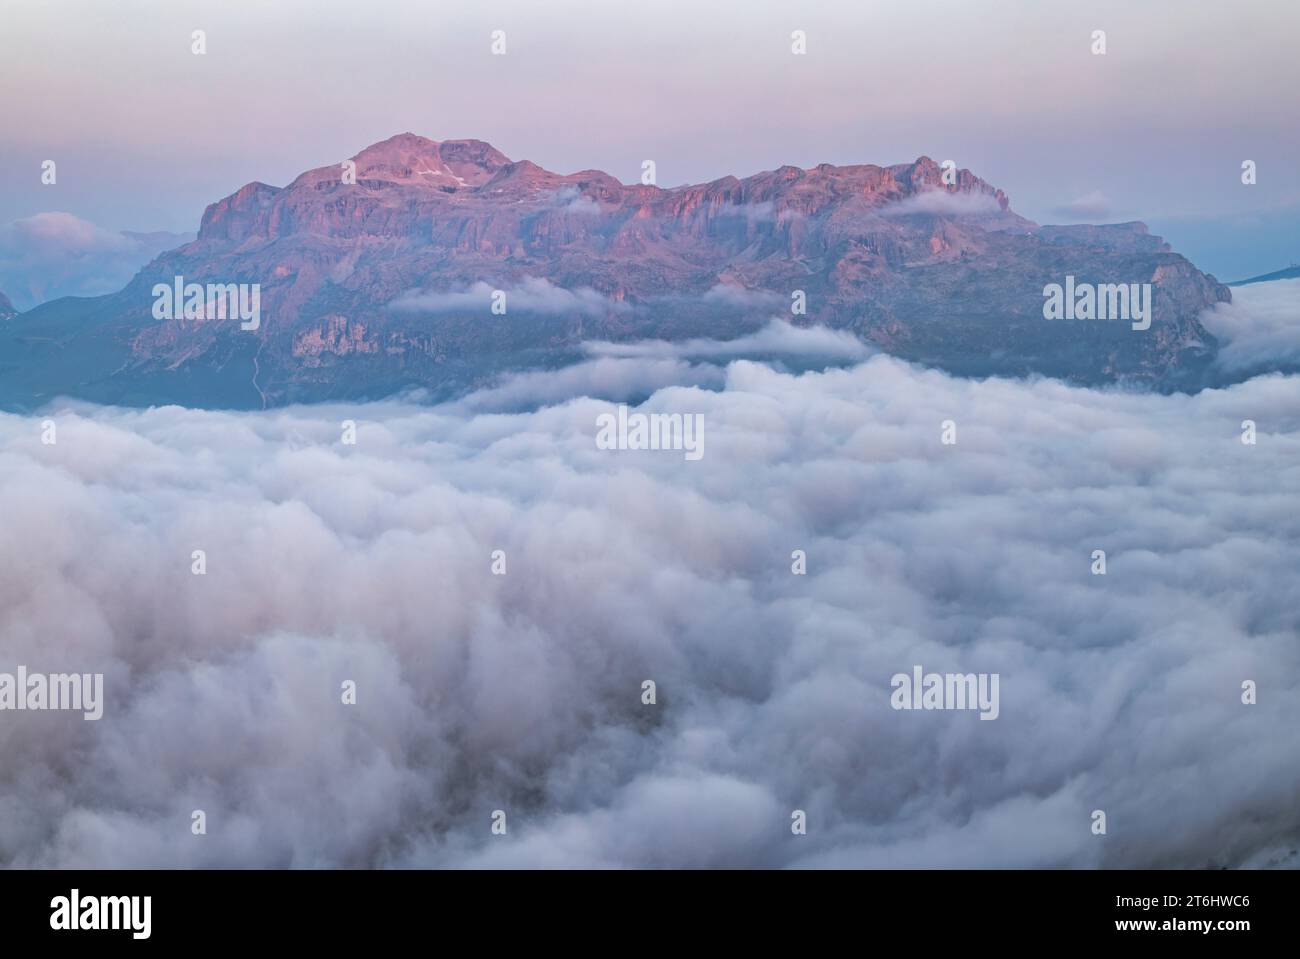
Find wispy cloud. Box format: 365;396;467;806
877;190;1001;218
1051;190;1113;221
388;276;624;316
583;318;871;362
713;201;801;226
0;212;192;310
698;283;785;311
548;185;601;215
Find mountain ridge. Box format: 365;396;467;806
0;134;1233;410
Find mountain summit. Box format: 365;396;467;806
0;135;1230;409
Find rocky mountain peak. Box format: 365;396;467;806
350;133;511;187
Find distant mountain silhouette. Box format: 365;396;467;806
1229;264;1300;286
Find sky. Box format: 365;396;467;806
2;278;1297;868
0;0;1297;291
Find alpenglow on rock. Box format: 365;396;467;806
0;133;1231;409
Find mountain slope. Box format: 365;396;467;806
0;134;1232;409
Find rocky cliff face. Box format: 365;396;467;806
0;134;1231;409
0;291;17;320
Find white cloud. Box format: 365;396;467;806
388;276;624;316
714;201;800;226
548;185;601;215
1201;278;1300;374
452;357;725;413
582;318;872;363
2;339;1297;868
697;284;785;311
878;190;1002;218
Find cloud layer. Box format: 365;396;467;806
1201;278;1300;374
877;189;1002;218
388;277;623;316
1;322;1298;868
582;318;871;363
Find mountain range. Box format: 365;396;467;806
0;133;1237;409
1229;264;1300;286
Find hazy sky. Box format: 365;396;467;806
1;0;1297;280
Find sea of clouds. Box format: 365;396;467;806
1;282;1298;869
1202;277;1300;376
